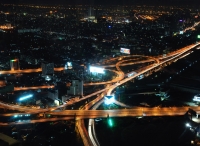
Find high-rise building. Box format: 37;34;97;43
41;62;54;76
48;89;58;100
10;59;20;71
67;80;83;96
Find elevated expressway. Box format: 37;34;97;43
85;42;200;145
0;43;199;113
0;101;49;113
1;106;200;125
0;67;64;74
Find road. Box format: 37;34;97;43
87;96;104;146
1;106;200;126
99;59;155;68
14;85;54;91
0;101;49;113
46;107;200;118
0;67;64;74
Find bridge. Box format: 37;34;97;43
0;106;199;125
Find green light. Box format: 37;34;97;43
198;35;200;39
108;118;113;127
11;59;16;61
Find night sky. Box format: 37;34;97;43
1;0;200;5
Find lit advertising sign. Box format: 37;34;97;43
65;62;72;69
19;94;33;101
179;31;183;34
90;66;105;74
104;95;115;105
120;48;130;54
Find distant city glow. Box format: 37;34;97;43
19;94;33;101
90;66;105;74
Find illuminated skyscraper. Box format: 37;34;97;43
10;59;20;71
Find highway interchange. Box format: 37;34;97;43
0;42;200;145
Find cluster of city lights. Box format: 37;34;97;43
14;114;30;118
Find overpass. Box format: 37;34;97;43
0;106;200;126
46;106;200;118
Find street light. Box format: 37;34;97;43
186;123;191;128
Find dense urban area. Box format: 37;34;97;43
0;3;200;146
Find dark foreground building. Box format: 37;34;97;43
0;133;20;146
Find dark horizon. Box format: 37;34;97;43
1;0;200;6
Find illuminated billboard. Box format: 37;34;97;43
19;94;33;101
179;31;183;34
104;95;115;105
90;66;105;74
120;48;130;54
65;62;72;69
